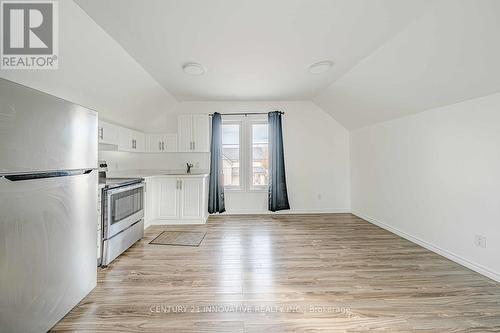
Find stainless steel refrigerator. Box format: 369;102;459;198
0;79;98;332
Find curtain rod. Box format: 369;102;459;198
208;111;284;117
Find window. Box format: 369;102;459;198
222;123;240;187
221;116;268;191
251;123;269;186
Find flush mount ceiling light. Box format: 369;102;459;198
182;62;205;76
308;60;334;74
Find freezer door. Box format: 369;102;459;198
0;171;98;333
0;79;97;174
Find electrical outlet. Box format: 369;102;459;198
474;235;487;248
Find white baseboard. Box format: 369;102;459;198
352;210;500;283
221;208;351;215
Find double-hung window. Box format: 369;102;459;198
221;116;268;191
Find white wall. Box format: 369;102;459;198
171;101;351;214
0;0;177;131
97;100;350;214
350;92;500;281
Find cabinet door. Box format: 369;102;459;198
162;134;177;152
180;178;203;220
98;121;119;145
146;134;161;153
157;178;180;219
177;115;193;152
133;131;145;152
192;114;210;152
144;178;157;226
118;127;132;151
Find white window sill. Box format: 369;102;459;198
224;186;268;193
248;187;268;192
224;187;244;192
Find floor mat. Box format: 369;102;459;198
149;231;206;247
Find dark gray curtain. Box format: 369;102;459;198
208;113;225;213
268;111;290;212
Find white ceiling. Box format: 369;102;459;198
75;0;500;129
75;0;432;100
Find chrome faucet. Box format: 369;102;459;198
186;163;194;174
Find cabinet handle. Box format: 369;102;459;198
99;128;104;140
193;141;195;151
162;142;165;151
159;141;162;151
179;180;182;190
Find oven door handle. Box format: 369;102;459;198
107;183;145;196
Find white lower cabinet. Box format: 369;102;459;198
145;175;208;225
143;178;157;228
158;178;180;220
180;178;204;220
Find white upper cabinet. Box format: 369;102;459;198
178;115;193;152
99;117;182;153
192;114;210;152
146;134;177;153
119;127;145;152
162;134;177;152
134;130;145;152
146;134;161;153
178;114;210;152
98;120;119;145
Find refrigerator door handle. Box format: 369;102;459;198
3;169;95;181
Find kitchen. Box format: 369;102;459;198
97;115;210;264
0;78;212;331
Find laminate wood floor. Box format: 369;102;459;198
52;214;500;332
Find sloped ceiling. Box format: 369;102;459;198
0;0;177;131
314;0;500;129
75;0;433;102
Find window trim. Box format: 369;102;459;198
221;115;268;192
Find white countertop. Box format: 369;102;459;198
106;169;209;179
